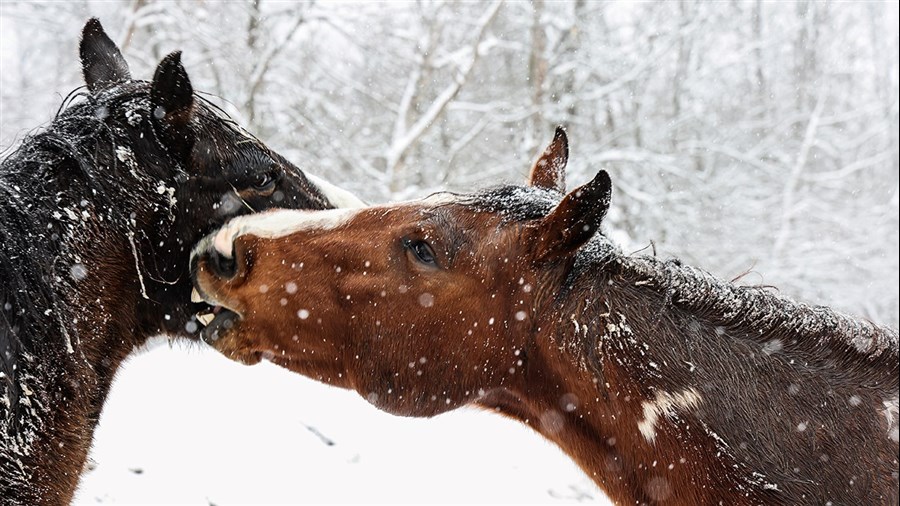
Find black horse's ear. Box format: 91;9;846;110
533;170;612;263
150;51;195;130
528;126;568;193
80;18;131;93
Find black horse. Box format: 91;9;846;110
0;19;358;504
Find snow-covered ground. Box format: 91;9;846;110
75;341;609;505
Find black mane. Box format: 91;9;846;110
1;80;167;455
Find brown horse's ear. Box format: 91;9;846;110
533;170;612;263
527;126;568;192
80;18;131;93
150;51;195;130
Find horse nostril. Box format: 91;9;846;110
208;247;237;278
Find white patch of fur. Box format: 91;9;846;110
197;208;361;260
638;387;703;443
305;172;367;209
884;396;899;438
191;232;216;266
190;193;459;265
886;398;898;425
134;334;175;354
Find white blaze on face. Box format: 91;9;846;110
189;193;460;267
210;208;363;259
190;208;362;266
637;387;703;444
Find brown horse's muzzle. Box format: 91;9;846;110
190;227;254;294
189;229;262;364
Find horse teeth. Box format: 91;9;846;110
196;313;215;326
191;288;204;303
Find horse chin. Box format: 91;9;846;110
226;348;263;366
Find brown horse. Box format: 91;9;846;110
192;129;899;505
1;19;361;504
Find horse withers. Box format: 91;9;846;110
0;19;361;505
192;128;898;505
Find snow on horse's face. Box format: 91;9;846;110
191;129;611;417
76;19;364;336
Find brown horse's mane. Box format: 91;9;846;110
611;254;899;382
465;184;899;387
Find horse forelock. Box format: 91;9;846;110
191;95;352;211
463;184;562;223
191;95;274;168
193;94;252;137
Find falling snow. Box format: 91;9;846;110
2;1;898;504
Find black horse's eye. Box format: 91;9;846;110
251;171;277;192
403;238;437;266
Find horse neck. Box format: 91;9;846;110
473;262;644;500
507;253;898;504
486;260;778;505
1;122;170;503
483;321;671;503
1;226;149;504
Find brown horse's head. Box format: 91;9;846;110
191;128;612;416
191;128;899;505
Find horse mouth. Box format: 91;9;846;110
191;288;241;345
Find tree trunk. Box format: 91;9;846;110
529;0;547;151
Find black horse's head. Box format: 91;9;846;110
76;19;363;338
2;19;365;502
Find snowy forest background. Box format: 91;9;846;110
2;0;898;328
1;1;898;504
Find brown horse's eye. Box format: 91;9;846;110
403;238;437;267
